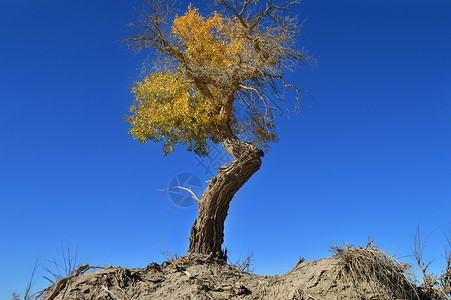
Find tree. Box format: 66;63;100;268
125;0;310;259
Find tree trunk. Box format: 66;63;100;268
188;129;264;260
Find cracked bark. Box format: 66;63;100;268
188;128;264;259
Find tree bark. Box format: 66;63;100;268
188;129;264;260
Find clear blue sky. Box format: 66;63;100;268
1;0;450;297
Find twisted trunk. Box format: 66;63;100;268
188;129;264;259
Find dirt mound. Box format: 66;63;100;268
38;244;422;300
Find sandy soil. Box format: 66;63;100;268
40;252;421;300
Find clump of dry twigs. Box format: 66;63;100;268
10;257;41;300
43;241;79;285
228;250;255;273
330;236;418;299
413;225;451;299
10;242;84;300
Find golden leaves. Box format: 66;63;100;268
125;71;223;156
172;5;248;70
125;6;278;156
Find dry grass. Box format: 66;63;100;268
11;242;81;300
413;225;451;299
10;257;43;300
442;226;451;297
330;237;418;300
228;250;255;273
43;241;79;285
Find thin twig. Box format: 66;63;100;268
101;286;119;300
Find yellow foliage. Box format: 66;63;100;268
172;4;249;70
126;71;223;156
126;5;278;155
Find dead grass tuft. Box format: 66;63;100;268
413;224;451;299
228;250;255;273
330;236;418;300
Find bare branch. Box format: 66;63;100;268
167;195;193;215
239;84;270;115
215;0;248;28
159;186;201;203
247;0;301;31
159;185;201;215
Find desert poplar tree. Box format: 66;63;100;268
125;0;310;259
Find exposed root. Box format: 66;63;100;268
33;247;430;300
39;263;113;300
101;285;119;300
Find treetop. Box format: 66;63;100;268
125;0;310;157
